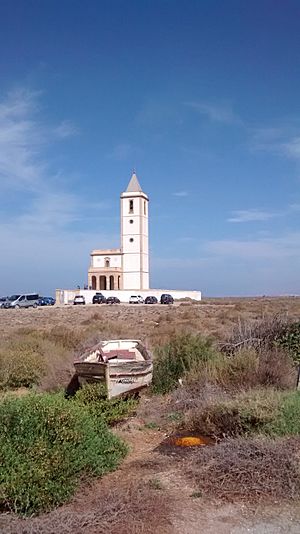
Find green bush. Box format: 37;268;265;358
0;392;127;515
264;391;300;436
152;334;217;394
276;322;300;364
73;382;138;424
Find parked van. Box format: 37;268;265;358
3;293;39;309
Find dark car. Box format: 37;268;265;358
160;293;174;304
106;296;120;304
92;292;106;304
38;296;55;306
145;296;158;304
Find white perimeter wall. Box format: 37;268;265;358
56;288;202;305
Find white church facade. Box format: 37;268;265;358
88;172;149;292
56;172;201;304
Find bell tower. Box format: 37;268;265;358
120;172;149;290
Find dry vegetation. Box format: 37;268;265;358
1;297;300;532
185;436;300;502
0;479;172;534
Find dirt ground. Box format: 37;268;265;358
2;416;300;533
1;297;300;533
1;296;300;346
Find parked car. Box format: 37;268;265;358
129;295;144;304
92;292;106;304
106;296;120;304
73;295;85;305
3;293;40;309
38;296;55;306
0;296;7;308
145;296;158;304
160;293;174;304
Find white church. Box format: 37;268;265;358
56;172;201;304
88;172;150;292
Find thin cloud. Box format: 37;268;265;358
185;101;241;125
173;191;189;197
206;233;300;260
228;204;300;223
107;142;142;161
228;209;278;223
250;126;300;161
0;89;45;192
54;120;79;138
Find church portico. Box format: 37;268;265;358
88;247;123;290
89;271;122;291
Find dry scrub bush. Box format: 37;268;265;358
185;389;300;438
223;314;293;353
46;326;83;350
186;388;281;438
186;346;296;393
185;436;300;502
0;329;75;391
0;341;46;389
0;480;172;534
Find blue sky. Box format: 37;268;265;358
0;0;300;296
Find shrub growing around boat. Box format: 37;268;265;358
0;392;127;515
73;382;138;424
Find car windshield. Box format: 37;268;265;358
8;295;20;301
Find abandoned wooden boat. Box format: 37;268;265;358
74;339;153;399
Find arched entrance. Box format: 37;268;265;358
91;276;96;290
100;276;106;290
109;275;114;290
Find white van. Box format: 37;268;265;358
4;293;40;309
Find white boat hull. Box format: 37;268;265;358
74;339;153;399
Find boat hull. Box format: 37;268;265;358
74;342;153;399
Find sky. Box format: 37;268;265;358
0;0;300;297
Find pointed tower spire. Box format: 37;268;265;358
126;171;143;193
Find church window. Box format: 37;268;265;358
129;200;134;213
129;219;134;224
144;201;146;215
105;257;110;267
129;238;134;242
